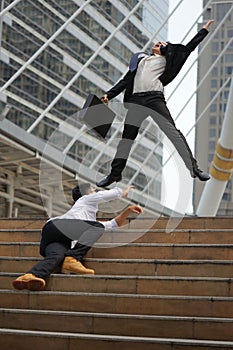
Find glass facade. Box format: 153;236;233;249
0;0;169;215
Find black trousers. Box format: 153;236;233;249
110;92;197;177
28;219;104;278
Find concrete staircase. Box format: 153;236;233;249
0;217;233;349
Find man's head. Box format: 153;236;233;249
72;183;96;202
152;41;167;55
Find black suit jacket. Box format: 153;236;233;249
105;28;209;103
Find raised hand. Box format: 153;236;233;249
128;205;143;214
122;186;136;198
203;19;214;30
101;94;109;103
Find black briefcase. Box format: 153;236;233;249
79;94;115;139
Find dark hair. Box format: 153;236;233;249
72;183;91;202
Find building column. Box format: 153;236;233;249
196;78;233;216
6;174;14;217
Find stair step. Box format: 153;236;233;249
0;230;40;242
0;219;44;229
0;328;233;350
1;308;233;341
2;228;233;244
3;273;233;297
1;242;233;260
149;216;233;230
1;289;233;318
1;257;233;277
1;216;233;230
86;258;233;277
107;229;233;245
88;243;233;260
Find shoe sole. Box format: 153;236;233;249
12;279;45;291
191;174;210;181
96;177;122;188
196;175;210;181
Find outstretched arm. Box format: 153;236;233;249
186;19;214;52
101;70;132;103
85;185;135;206
114;205;143;227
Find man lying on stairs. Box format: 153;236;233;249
12;183;142;291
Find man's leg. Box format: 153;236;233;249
110;124;140;176
66;223;104;260
61;221;105;274
12;242;69;291
96;104;144;187
13;220;72;291
29;242;69;277
147;94;210;181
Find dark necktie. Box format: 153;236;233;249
129;51;148;72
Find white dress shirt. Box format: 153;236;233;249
133;54;166;93
52;187;122;249
49;187;122;230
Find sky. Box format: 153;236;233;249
161;0;203;214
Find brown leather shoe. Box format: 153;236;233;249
12;273;46;291
61;257;95;275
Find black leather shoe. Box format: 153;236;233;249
96;174;122;188
192;168;210;181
